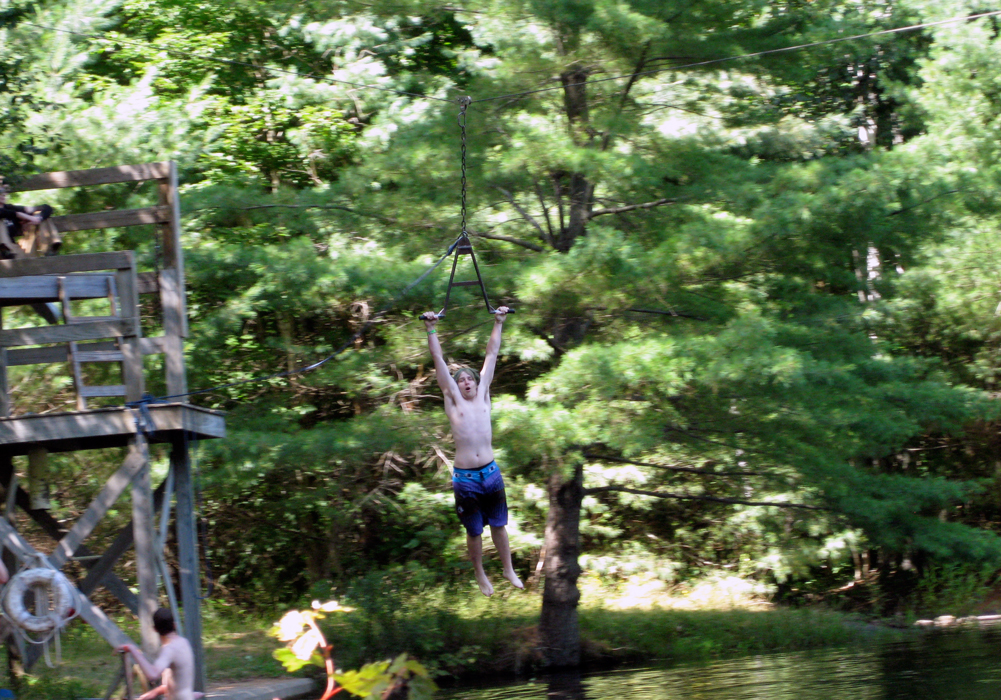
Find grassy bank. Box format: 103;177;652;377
12;580;909;698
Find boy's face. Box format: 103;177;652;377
456;372;478;399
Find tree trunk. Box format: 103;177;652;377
556;66;594;252
539;463;584;667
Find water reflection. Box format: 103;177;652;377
545;671;586;700
439;629;1001;699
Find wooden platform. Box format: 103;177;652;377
0;403;224;454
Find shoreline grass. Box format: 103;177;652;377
10;588;911;698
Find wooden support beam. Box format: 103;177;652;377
7;337;164;366
0;273;117;303
49;446;146;569
172;436;205;692
116;253;145;404
75;350;125;363
26;447;50;510
49;207;170;233
0;318;139;348
0;252;132;278
160;269;187;396
0;404;226;449
131;435;158;654
78;478;169;609
159;162;188;337
4;483;140;613
12;163;171;191
0;517;133;648
137;271;159;295
79;385;126;398
0;348;7;420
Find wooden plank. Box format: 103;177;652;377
49;446;146;569
4;470;16;524
131;435;159;654
58;276;74;324
160;162;188;337
172;436;205;691
27;447;50;510
0;404;226;448
0;274;115;303
116;257;144;403
69;342;87;410
0;252;132;278
0;318;138;347
7;336;163;366
160;269;187;396
137;271;159;295
80;385;126;398
13;163;171;192
75;594;134;649
0;347;7;419
75;350;124;363
50;206;170;233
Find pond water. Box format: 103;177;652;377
438;629;1001;699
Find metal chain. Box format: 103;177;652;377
458;96;472;235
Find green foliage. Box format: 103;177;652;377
7;0;1001;620
336;654;436;700
906;563;996;618
271;600;436;698
581;607;901;660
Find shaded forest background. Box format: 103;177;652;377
4;0;1001;620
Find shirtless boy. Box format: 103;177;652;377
118;608;199;700
422;307;524;596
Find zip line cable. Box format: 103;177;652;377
475;9;1001;103
16;10;1001;108
131;232;463;405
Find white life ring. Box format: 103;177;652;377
3;568;75;634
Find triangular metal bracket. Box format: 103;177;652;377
437;233;496;318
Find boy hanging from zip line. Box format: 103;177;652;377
422;307;524;596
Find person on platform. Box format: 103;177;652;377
421;306;523;596
0;183;53;258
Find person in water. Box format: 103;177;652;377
118;608;198;700
422;306;523;596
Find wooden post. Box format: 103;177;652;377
159;162;187;337
116;252;144;404
160;269;187;397
130;436;158;656
0;347;8;419
26;447;49;510
171;436;205;692
0;307;8;419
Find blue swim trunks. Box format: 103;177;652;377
452;461;508;537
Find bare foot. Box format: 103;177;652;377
503;569;524;589
476;571;494;596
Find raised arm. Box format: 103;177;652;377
422;312;460;400
478;307;508;391
15;210;42;225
